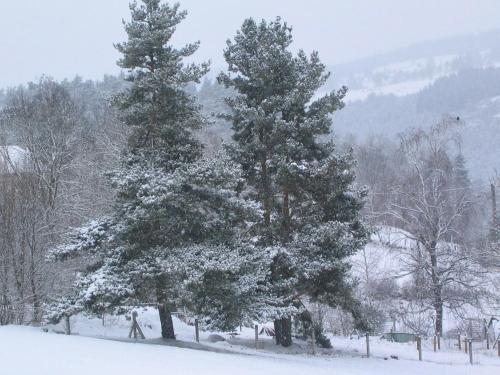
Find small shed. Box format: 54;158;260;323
382;332;417;343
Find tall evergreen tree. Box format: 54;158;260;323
114;0;208;159
452;152;474;237
218;18;368;346
47;0;260;339
452;153;471;190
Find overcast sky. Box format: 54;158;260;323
1;0;500;87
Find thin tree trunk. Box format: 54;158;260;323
30;273;40;323
429;241;443;336
261;158;272;244
434;290;444;337
278;185;293;347
282;186;291;243
29;234;41;323
491;183;498;240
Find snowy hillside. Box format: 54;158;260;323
344;54;458;102
328;29;500;102
350;227;414;285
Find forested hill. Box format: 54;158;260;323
332;67;500;181
320;29;500;181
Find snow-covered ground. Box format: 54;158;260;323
1;324;498;375
1;308;497;375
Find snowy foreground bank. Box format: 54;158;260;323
0;326;496;375
1;320;499;375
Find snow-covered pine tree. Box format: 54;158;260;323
218;18;368;346
47;0;262;339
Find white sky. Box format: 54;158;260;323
1;0;500;87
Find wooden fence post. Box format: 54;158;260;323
458;334;461;350
254;324;259;350
417;336;422;361
468;339;473;365
433;335;437;352
195;319;199;343
65;315;71;335
437;334;441;350
128;311;145;340
498;340;500;357
366;333;370;358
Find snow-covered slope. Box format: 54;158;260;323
2;322;498;375
350;226;414;286
344;54;459;102
327;30;500;103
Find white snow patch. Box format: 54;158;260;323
346;79;434;102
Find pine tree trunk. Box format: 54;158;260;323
274;319;282;345
158;301;175;339
281;316;292;347
156;286;175;340
274;317;292;347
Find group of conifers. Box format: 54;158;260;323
50;0;368;348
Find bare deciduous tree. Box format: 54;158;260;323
0;78;81;323
388;117;489;335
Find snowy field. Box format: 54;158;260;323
1;325;498;375
1;309;498;375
